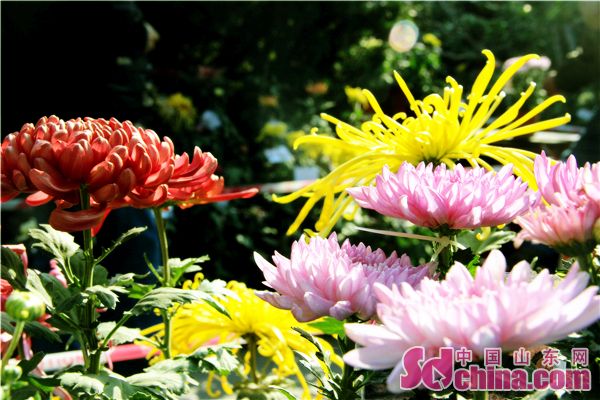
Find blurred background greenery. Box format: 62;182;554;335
2;1;598;286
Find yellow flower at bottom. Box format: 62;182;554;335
274;49;571;236
142;277;338;400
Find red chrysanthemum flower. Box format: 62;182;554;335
2;115;257;232
2;116;174;230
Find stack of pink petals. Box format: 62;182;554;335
583;163;600;207
347;162;532;230
344;250;600;392
516;153;600;254
254;233;432;322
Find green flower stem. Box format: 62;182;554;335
152;207;170;287
17;337;25;360
159;310;173;359
338;335;357;396
1;320;25;375
80;187;94;289
246;334;259;384
435;240;455;279
472;391;489;400
337;332;370;400
63;258;77;286
79;187;101;374
577;253;598;286
431;228;460;278
152;207;173;359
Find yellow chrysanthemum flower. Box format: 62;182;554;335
422;33;442;48
288;129;360;166
274;50;571;236
167;93;197;118
256;120;288;142
143;277;338;399
344;86;369;108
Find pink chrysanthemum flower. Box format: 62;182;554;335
344;250;600;393
253;233;432;322
534;152;589;207
515;203;598;255
347;162;532;230
583;162;600;208
516;153;600;255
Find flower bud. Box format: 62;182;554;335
5;291;45;322
2;363;22;383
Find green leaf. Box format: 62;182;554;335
25;270;54;308
194;290;230;318
163;256;209;286
127;282;156;299
143;253;162;283
292;327;326;359
43;315;75;333
110;273;149;287
191;342;242;376
132;357;199;398
309;316;346;336
40;271;73;301
196;278;234;299
168;255;209;269
130;288;201;316
193;278;237;318
295;351;329;384
30;224;79;267
27;375;60;393
54;289;84;314
143;357;195;374
85;286;127;310
126;371;189;396
1;246;27;288
95;227;148;265
457;229;516;255
237;386;295;400
268;386;297;400
68;251;86;284
466;254;481;277
59;372;105;396
6;383;46;400
59;371;152;400
18;351;46;375
97;322;143;345
93;264;110;286
128;393;155;400
1;310;18;332
24;320;62;343
25;269;78;316
201;351;240;376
